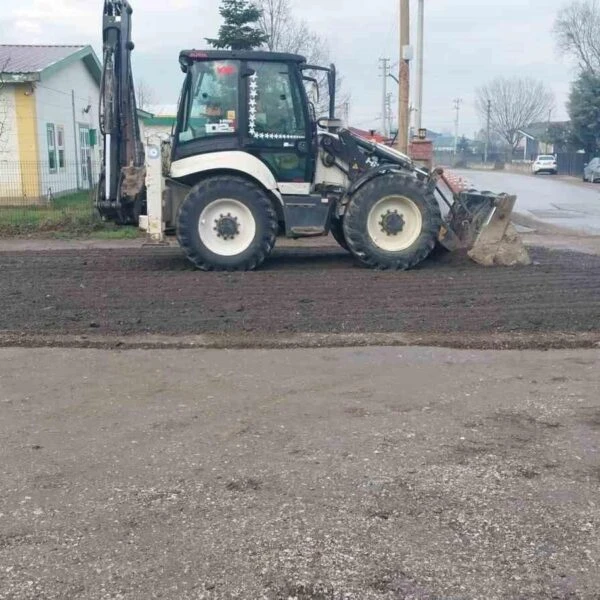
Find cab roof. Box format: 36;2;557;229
179;49;306;72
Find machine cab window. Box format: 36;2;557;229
179;60;240;143
247;61;306;142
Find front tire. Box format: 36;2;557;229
177;176;277;271
343;173;442;270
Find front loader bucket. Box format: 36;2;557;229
467;195;531;267
438;186;531;267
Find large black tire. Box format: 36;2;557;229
329;217;349;251
342;173;441;270
177;176;277;271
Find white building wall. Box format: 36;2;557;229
35;59;100;197
0;84;22;198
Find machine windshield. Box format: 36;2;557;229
178;60;240;143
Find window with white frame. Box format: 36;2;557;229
46;124;66;173
47;124;57;173
57;126;65;169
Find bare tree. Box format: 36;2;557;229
554;0;600;74
258;0;289;52
257;0;350;117
135;79;156;111
259;0;324;60
475;77;554;154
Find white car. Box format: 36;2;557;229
532;155;558;175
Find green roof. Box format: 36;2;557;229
136;108;154;119
141;116;177;126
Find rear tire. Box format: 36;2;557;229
177;176;277;271
329;217;349;251
343;173;442;270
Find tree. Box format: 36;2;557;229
206;0;268;51
135;79;156;112
258;0;324;57
256;0;349;117
554;0;600;74
475;77;554;154
539;122;573;152
568;70;600;152
457;135;471;155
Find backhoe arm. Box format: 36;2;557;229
97;0;146;224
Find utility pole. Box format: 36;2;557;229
415;0;425;132
453;98;462;156
379;58;390;138
397;0;410;154
484;99;491;164
343;101;350;127
386;92;394;136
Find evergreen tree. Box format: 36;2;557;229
569;70;600;153
206;0;268;51
457;136;471;155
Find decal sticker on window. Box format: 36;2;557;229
206;120;236;134
248;73;304;141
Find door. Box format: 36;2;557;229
79;125;92;189
244;60;314;190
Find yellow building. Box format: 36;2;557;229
0;45;101;205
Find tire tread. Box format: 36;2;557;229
176;176;277;271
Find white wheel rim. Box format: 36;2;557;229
367;195;423;252
198;198;256;257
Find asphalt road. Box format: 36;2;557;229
1;346;599;599
453;169;600;235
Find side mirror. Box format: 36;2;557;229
303;76;320;103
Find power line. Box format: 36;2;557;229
35;84;96;106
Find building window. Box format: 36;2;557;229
57;126;65;169
47;124;57;173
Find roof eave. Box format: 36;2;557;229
0;73;40;83
38;45;102;85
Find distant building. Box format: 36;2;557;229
139;114;177;142
517;121;571;159
0;45;102;204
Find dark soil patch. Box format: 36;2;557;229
0;246;599;342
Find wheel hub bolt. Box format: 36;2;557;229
379;209;405;236
214;213;240;240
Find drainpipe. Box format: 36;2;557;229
71;90;80;189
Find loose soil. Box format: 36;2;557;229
1;245;599;348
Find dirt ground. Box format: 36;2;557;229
0;243;599;349
1;346;599;600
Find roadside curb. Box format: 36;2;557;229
1;332;599;351
511;210;600;238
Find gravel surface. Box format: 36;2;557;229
1;346;599;599
1;246;599;347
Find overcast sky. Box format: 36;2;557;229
2;0;577;136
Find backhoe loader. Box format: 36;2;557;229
98;0;530;271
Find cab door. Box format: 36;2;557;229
243;60;314;193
